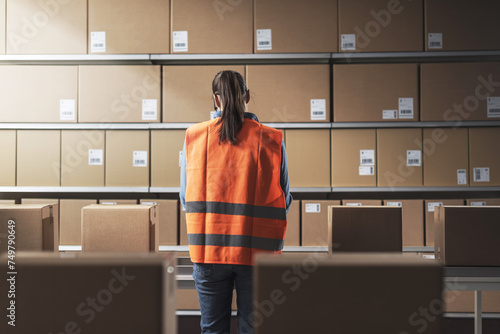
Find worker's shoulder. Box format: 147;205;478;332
187;119;217;134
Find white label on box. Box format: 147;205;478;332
101;202;117;205
422;254;435;260
60;99;76;121
88;149;103;166
142;201;157;206
457;169;467;185
210;111;217;120
142;99;158;121
133;151;148;167
427;202;443;213
341;34;356;51
310;99;326;120
91;31;106;53
398;98;414;119
346;203;362;206
383;110;398;120
487;97;500;117
256;29;272;50
428;33;443;49
406;150;422;167
179;150;183;167
471;201;487;206
473;167;490;182
360;150;375;166
305;203;321;213
359;166;374;176
173;31;188;52
386;201;402;207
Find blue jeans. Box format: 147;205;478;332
193;263;254;334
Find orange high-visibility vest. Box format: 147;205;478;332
185;117;287;266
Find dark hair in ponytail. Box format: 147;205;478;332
212;70;247;145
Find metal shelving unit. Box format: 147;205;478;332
0;187;150;193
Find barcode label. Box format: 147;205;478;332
346;203;362;206
142;99;158;120
487;97;500;117
383;110;398;119
88;149;103;166
457;169;467;185
341;34;356;51
360;150;375;166
256;29;272;51
428;33;443;49
406;150;421;167
173;31;188;52
470;201;486;206
142;202;158;206
305;203;321;213
359;166;374;176
101;202;117;205
91;31;106;53
427;202;443;212
473;167;490;182
133;151;148;167
386;202;402;207
60;99;75;121
398;98;414;119
310;99;326;120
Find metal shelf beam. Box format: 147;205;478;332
0;187;150;193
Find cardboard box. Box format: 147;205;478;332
254;0;337;53
0;0;5;54
0;66;78;122
333;64;419;122
285;129;330;188
0;204;56;252
342;200;382;206
328;206;402;253
425;0;500;51
444;291;500;313
162;65;245;123
469;127;500;186
105;130;150;187
424;199;464;246
151;130;185;187
338;0;423;52
0;200;17;205
59;199;97;245
0;253;176;333
384;200;424;247
377;128;423;187
254;253;442;334
6;0;87;54
0;130;16;186
98;199;138;205
61;130;105;187
331;129;377;187
420;63;500;121
171;0;252;54
435;206;500;266
17;130;61;186
79;66;161;123
285;200;300;247
88;0;169;54
422;128;469;187
82;204;159;252
301;200;341;247
466;198;500;206
21;198;60;247
140;199;178;246
247;65;330;123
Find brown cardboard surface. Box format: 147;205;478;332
0;253;176;334
98;199;138;205
247;65;330;123
105;130;149;187
384;200;425;247
466;198;500;206
435;206;500;266
177;289;236;311
151;130;185;187
301;200;341;247
338;0;423;52
424;199;464;246
6;0;87;54
254;253;442;334
59;199;97;245
377;128;423;187
342;200;382;206
0;200;17;205
20;198;60;245
469;127;500;186
17;130;61;186
162;65;245;123
328;206;402;253
254;0;337;53
0;0;5;54
444;291;500;313
82;204;159;252
0;66;78;122
0;130;15;186
61;130;105;187
88;0;169;54
331;129;377;187
0;204;55;252
285;129;330;188
333;64;419;122
171;0;252;54
140;199;178;246
284;200;300;247
79;66;161;123
425;0;500;51
422;128;469;187
420;63;500;121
